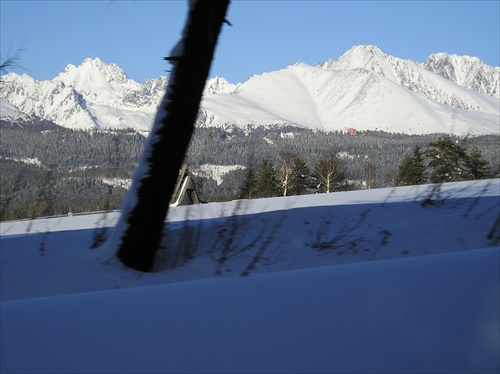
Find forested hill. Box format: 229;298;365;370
1;119;499;221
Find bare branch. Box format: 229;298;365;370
0;48;24;74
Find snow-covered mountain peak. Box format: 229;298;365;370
55;57;131;91
338;44;392;67
319;45;376;69
1;58;165;130
0;98;33;122
423;53;499;98
319;45;402;84
348;44;387;58
1;46;498;134
427;52;482;64
202;48;498;135
203;76;237;95
292;62;310;68
317;58;334;69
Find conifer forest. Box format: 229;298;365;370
1;119;499;221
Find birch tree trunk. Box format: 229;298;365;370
109;0;231;272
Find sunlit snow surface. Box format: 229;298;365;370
1;180;499;373
1;46;499;134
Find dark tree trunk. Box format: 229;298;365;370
113;0;231;272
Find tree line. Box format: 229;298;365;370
237;150;353;199
1;118;499;220
395;137;493;186
186;126;499;193
233;136;495;201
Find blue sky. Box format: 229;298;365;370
1;0;499;84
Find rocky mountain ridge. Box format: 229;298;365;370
1;45;498;134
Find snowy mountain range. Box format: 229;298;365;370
1;45;498;134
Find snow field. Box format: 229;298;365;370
0;179;499;373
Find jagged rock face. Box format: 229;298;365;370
317;45;498;112
0;98;34;123
423;53;500;98
1;46;498;135
1;73;99;129
0;58;169;130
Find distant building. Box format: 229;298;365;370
169;163;201;207
347;128;357;135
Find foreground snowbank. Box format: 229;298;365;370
2;179;498;237
1;180;499;301
1;180;499;373
1;247;498;373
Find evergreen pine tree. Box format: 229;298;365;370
395;145;428;186
464;147;492;179
255;159;279;198
290;157;313;195
365;162;377;189
237;165;257;199
426;137;470;183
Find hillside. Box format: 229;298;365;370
1;179;499;373
1;45;498;134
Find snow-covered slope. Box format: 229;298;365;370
1;46;498;134
202;60;498;134
0;73;99;129
0;58;166;130
1;180;499;373
0;98;33;122
423;52;500;98
202;45;498;134
203;76;238;95
2;248;498;374
320;45;499;111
